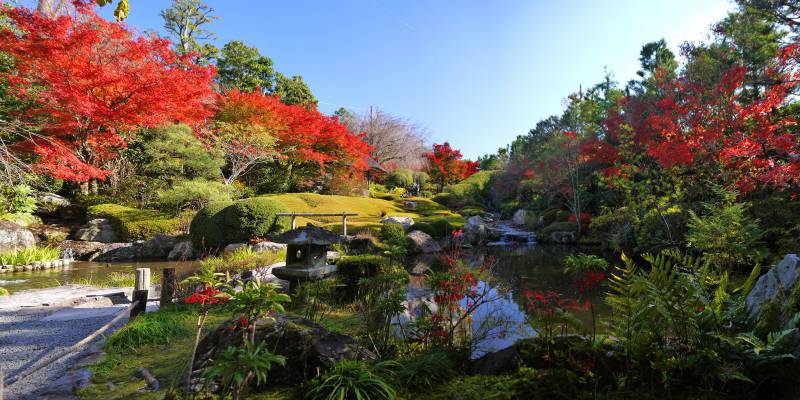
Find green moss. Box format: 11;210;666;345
0;287;8;296
410;222;437;237
87;204;181;241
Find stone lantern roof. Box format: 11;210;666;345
271;224;343;245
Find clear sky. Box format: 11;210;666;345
24;0;735;159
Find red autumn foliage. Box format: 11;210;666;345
0;4;216;182
424;142;480;188
207;90;372;185
598;44;800;193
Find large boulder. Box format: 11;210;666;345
512;209;527;226
91;243;137;262
406;230;442;253
34;192;71;214
168;240;194;261
137;234;177;259
747;254;800;317
74;218;117;243
463;216;488;245
223;242;249;255
381;216;415;230
191;315;374;391
0;221;35;253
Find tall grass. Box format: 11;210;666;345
200;246;285;275
67;271;161;288
0;246;61;265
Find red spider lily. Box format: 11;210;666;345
184;286;228;305
572;271;606;294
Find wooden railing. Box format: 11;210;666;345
275;212;359;235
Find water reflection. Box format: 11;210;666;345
409;244;611;357
0;260;200;293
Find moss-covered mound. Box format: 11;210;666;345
87;204;181;241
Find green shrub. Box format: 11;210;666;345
0;287;8;296
429;218;457;238
413;171;429;188
386;168;414;189
156;179;235;212
189;197;289;249
189;201;234;249
307;360;396;400
105;305;193;352
432;192;457;208
409;222;437;238
0;184;38;226
394;352;454;390
380;222;408;258
337;255;389;295
223;197;290;241
87;203;181;241
686;189;764;271
459;206;485;217
540;222;578;236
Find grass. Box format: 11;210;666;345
66;271;161;288
105;304;195;352
264;192;465;234
200;246;285;275
0;245;61;265
81;308;229;400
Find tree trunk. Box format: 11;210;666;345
79;181;89;196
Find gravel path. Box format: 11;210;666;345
0;285;136;400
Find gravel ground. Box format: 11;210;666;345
0;286;135;400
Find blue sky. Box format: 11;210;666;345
25;0;735;159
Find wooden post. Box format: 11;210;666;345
135;268;151;291
291;215;297;230
342;213;348;236
160;268;177;308
131;268;150;319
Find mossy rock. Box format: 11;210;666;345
191;315;375;391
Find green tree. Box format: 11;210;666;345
274;73;317;107
160;0;219;64
216;40;275;94
138;124;223;183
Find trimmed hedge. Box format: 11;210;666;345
429;218;458;238
189;197;290;249
87;204;181;241
188;201;234;249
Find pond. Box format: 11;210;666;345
410;243;614;357
0;260;200;294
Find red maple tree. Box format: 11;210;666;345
205;89;371;187
424;142;479;190
0;3;216;184
600;44;800;194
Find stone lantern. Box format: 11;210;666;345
270;224;342;285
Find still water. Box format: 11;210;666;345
453;244;611;356
0;260;200;293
